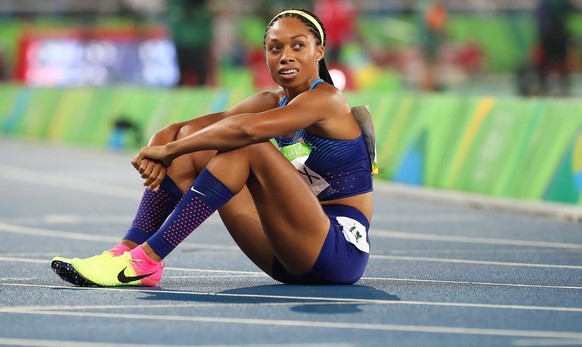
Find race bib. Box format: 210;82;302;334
336;216;370;253
280;142;332;198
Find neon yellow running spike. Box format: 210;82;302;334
71;251;163;287
51;256;74;263
51;243;127;268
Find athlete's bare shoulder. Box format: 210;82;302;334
316;82;350;111
288;81;350;118
224;87;284;117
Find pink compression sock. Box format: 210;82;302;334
128;245;164;287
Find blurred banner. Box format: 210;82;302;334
1;86;581;205
14;26;179;87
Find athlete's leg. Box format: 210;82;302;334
164;122;214;192
155;123;278;271
120;120;218;249
56;141;326;286
51;121;225;286
53;119;278;286
202;142;331;275
218;186;275;274
138;140;328;275
121;118;273;263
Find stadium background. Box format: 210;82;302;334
0;0;581;206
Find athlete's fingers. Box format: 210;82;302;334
141;159;152;175
147;166;166;191
140;161;151;179
131;150;146;171
143;162;161;186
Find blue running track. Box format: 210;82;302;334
1;138;581;347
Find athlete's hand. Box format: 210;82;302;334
132;146;173;190
132;145;173;167
134;158;167;190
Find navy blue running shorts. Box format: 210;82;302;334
272;204;370;285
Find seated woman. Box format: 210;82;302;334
51;8;376;287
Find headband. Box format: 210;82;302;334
269;10;325;44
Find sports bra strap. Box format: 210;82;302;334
279;78;324;107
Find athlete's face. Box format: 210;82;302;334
264;17;324;89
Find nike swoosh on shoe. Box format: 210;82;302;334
117;267;157;284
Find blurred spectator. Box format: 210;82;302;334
534;0;572;96
417;0;447;91
456;40;483;76
314;0;357;65
0;45;6;81
165;0;213;86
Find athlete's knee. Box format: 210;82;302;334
151;123;182;144
243;141;277;154
177;123;202;140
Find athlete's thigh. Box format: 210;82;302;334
214;142;331;274
218;186;275;275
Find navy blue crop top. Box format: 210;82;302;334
275;79;373;201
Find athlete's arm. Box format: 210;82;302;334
160;86;351;163
147;90;282;147
132;90;282;184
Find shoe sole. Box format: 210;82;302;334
51;260;98;287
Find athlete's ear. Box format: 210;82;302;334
316;45;325;62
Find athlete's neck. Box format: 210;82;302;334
282;77;323;105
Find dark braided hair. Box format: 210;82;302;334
264;8;334;86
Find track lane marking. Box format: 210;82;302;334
373;230;582;249
0;223;238;251
2;308;582;340
1;256;581;290
1;282;582;312
2;222;581;250
0;337;337;347
0;164;141;200
0;338;196;347
372;255;582;270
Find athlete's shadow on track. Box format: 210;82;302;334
141;285;400;314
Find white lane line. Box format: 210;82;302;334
3;308;582;340
0;257;48;264
165;267;267;275
0;337;313;347
0;338;344;347
0;338;192;347
0;222;119;242
374;181;582;222
2;214;223;227
8;217;577;270
1;282;582;312
0;278;33;281
4;215;134;225
362;277;582;290
371;255;582;270
0;164;577;251
371;214;484;222
512;338;582;346
6;222;579;251
166;268;582;290
373;230;582;249
0;164;142;200
0;223;238;251
0;301;337;313
1;256;580;290
3;221;581;252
